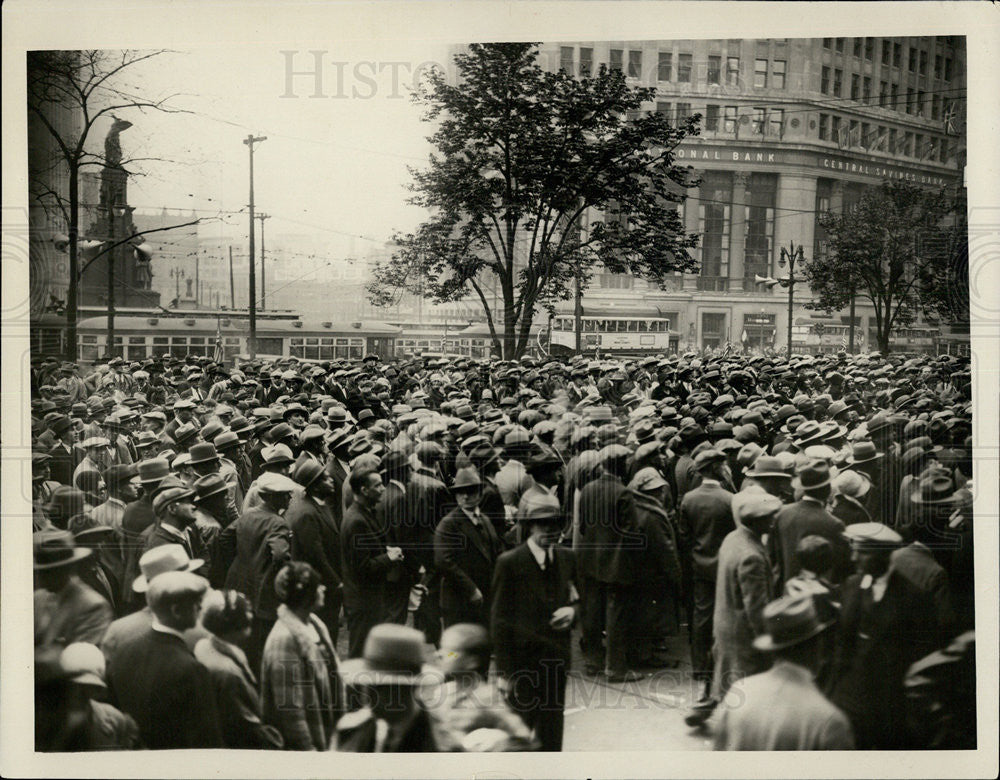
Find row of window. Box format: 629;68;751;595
822;38;956;81
551;318;675;333
697;172;777;283
819;67;959;125
288;336;364;361
817;114;950;161
78;334;242;362
558;47;786;89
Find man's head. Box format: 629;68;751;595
256;472;299;515
350;467;385;508
102;464;139;503
732;490;783;537
844;522;903;578
795;535;834;579
694;448;729;483
172;399;196;423
451;467;483;512
146;570;209;631
152;484;198;529
438;623;491;680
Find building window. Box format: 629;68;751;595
610;48;623;72
903;131;913;156
821;66;831;94
834;69;843;96
865;38;874;60
560;46;574;73
905;87;914;113
876;125;888;151
882;40;892;65
944;58;953;81
853;38;862;58
831;115;841;144
656;101;672;119
879;80;888;106
939;138;948;163
772;60;786;89
919;50;928;76
707;55;721;85
917;90;926;117
935;54;943;79
675;102;691;124
678;53;692;82
723;105;739;133
705;104;720;131
914;133;923;158
751;107;766;134
850;73;860;100
889;128;898;154
861;122;870;148
697;171;732;283
849;119;860;146
726;56;740;86
628;50;642;78
701;313;727;347
836;38;845;53
823;38;833;49
754;58;768;88
893;42;902;67
579;47;593;77
744;173;777;286
768;109;784;137
657;51;671;81
863;76;872;104
891;83;899;109
908;47;917;71
819;113;830;140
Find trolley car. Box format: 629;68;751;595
548;307;680;357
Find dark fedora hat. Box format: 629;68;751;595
910;474;957;505
34;530;92;570
187;442;220;466
792;461;832;491
339;624;441;687
847;441;884;466
192;473;229;502
753;594;836;652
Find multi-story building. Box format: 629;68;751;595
533;37;966;353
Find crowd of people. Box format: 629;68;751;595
29;346;977;751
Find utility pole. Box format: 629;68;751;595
244;134;266;358
847;279;857;353
228;245;235;309
195;254;200;308
105;203;116;357
574;258;583;354
256;212;270;309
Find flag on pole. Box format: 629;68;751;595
741;329;749;343
213;319;224;363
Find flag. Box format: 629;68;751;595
213;319;224;363
943;101;962;135
741;329;749;343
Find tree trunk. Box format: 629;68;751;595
65;167;79;362
502;289;517;360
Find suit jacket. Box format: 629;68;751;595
491;543;576;678
434;506;502;623
678;481;735;582
380;480;416;587
120;495;157;609
712;526;774;694
576;473;641;584
890;542;953;645
48;441;77;486
220;507;292;622
772;499;847;587
34;577;113;648
335;706;439;752
325;457;350;529
340;500;393;610
100;605;207;659
479;480;509;542
261;605;342;750
195;636;284;749
631;490;682;590
405;470;450;571
286;492;342;591
106;625;223;749
714;660;855;750
831;495;871;528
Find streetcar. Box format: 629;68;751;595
74;313;399;365
548;307;681;357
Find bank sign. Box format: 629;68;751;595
674;144;955;187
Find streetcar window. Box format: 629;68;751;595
638;321;648;332
290;338;303;346
305;346;319;360
349;344;363;359
627;321;638;332
321;338;334;346
129;336;145;344
153;337;169;345
306;338;318;345
256;338;284;355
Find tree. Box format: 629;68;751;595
27;50;188;361
806;181;957;354
366;43;700;359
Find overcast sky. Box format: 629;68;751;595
109;42;455;255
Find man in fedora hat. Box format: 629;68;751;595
830;469;872;527
286;459;343;640
46;414;80;486
742;455;794;502
100;544;207;661
770;461;848;588
34;530;113;649
119;458;172;613
105;570;222;749
336;624;444;752
491;494;579;751
434;467;503;629
713;594;853;750
678;449;734;715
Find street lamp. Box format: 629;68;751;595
777;241;805;356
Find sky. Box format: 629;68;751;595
106;42;456;256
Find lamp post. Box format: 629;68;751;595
244;134;267;358
170;267;185;306
105;202;128;357
778;241;805;356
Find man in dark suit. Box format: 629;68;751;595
575;444;643;682
406;442;450;645
771;462;848;588
434;467;503;628
379;451;415;625
219;472;297;673
491;494;578;751
46;415;78;486
105;570;223;748
287;460;343;641
341;467;404;658
677;449;735;721
143;482;212;571
120;458;171;613
324;428;353;529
